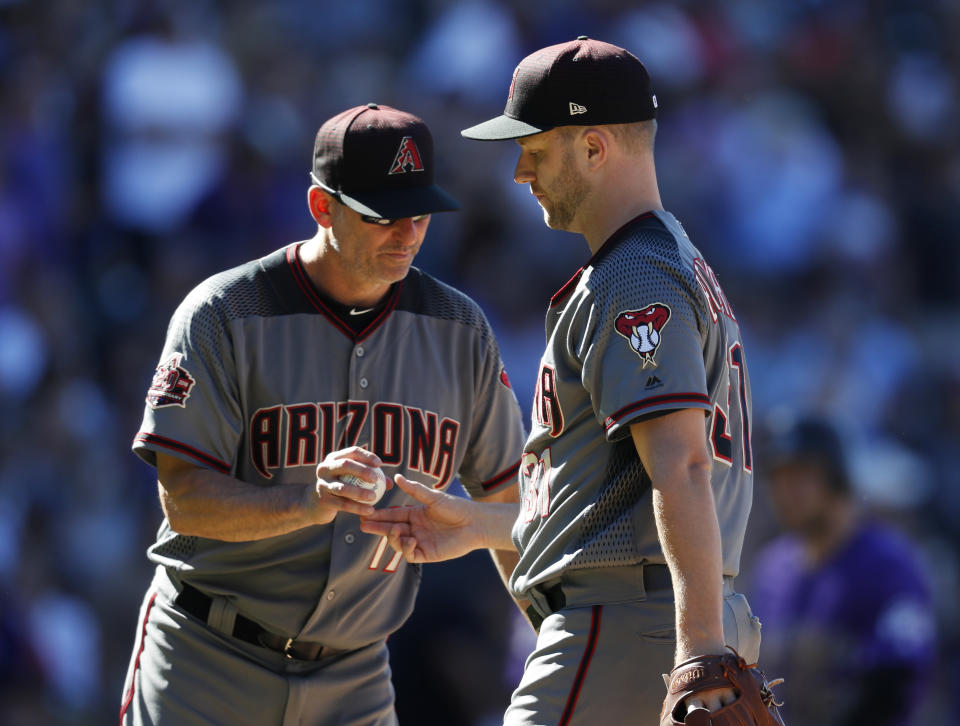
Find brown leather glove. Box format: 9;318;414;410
660;649;785;726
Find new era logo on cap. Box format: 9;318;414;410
569;102;587;115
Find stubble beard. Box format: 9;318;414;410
542;149;589;231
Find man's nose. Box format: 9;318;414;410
393;217;418;243
514;155;535;184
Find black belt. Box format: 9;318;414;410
174;584;326;661
526;564;673;630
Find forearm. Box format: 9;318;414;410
477;501;522;550
631;411;726;663
159;466;315;541
478;489;535;626
488;545;534;623
653;471;725;661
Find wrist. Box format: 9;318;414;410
480;502;519;550
302;482;336;527
675;637;727;664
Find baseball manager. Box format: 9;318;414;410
119;103;526;726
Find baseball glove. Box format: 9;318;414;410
660;649;785;726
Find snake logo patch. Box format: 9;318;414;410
614;303;671;368
388;137;424;175
147;353;196;409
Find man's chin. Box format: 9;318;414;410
379;263;413;283
542;211;572;231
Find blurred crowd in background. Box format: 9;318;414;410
1;0;958;723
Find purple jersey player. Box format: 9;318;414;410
749;415;935;726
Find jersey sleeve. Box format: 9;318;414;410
579;245;711;442
455;314;526;499
132;281;244;473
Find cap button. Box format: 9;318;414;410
366;102;379;109
576;35;589;40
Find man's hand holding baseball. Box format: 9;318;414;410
309;447;392;525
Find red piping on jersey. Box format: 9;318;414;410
558;604;603;726
604;392;712;430
549;212;658;309
549;266;585;309
356;290;402;342
480;459;521;492
119;591;158;724
286;244;402;342
599;211;657;256
134;432;231;473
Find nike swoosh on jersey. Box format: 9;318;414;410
349;307;377;315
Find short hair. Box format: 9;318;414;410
607;119;657;154
559;119;656;155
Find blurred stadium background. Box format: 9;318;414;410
0;0;958;723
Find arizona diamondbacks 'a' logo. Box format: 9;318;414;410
147;353;195;408
388;137;424;174
615;303;672;368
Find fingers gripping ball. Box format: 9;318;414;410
339;468;388;504
660;650;785;726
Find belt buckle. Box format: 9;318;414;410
282;637;324;660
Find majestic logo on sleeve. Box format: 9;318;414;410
615;303;672;368
147;353;195;408
388;137;424;174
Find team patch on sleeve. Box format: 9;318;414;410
146;353;196;409
614;303;671;368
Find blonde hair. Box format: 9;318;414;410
607;119;657;154
559;119;656;155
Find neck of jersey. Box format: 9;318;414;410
312;285;391;334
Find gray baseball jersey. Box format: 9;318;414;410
133;242;525;648
510;210;753;597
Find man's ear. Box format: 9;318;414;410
581;128;610;170
308;187;334;228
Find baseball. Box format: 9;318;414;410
340;468;388;504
